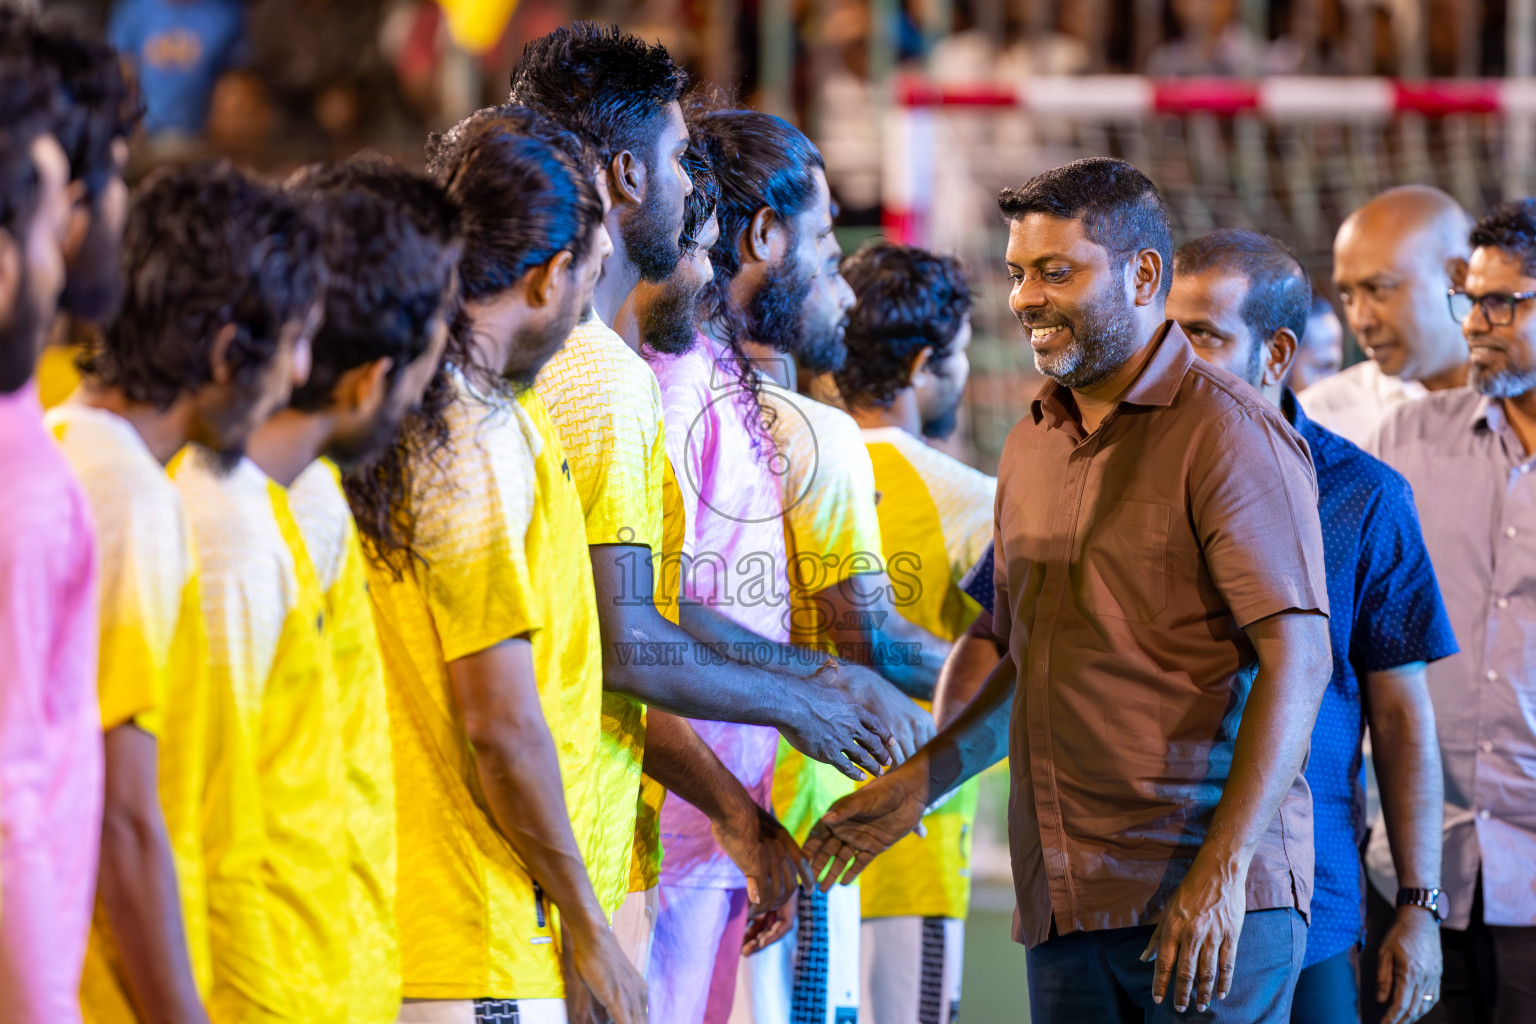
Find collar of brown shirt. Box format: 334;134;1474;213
995;320;1330;946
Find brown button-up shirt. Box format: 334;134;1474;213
993;322;1330;947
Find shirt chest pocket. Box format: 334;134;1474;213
1081;500;1170;623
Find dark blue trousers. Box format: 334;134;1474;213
1291;948;1358;1024
1025;908;1307;1023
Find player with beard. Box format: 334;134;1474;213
153;164;332;1024
368;110;646;1024
513;26;906;978
829;240;996;1024
0;41;102;1022
0;12;141;406
682;106;942;1024
238;156;462;1024
805;159;1335;1023
50;164;326;1024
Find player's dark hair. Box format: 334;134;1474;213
508;22;686;166
679;140;717;256
998;157;1174;299
835;241;973;407
1470;199;1536;277
1174;229;1312;357
434;108;605;306
0;34;60;393
85;161;323;409
19;14;140;200
285;154;464;575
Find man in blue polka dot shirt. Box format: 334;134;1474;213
1167;228;1459;1024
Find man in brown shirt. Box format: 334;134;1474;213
803;158;1334;1022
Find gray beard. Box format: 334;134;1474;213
1030;301;1142;391
1471;362;1536;400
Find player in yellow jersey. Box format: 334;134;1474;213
138;164;331;1024
4;15;138;408
50;162;321;1024
510;27;918;988
830;241;996;1024
240;156;462;1024
367;108;644;1024
680;107;950;1024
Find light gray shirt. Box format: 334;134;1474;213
1368;387;1536;929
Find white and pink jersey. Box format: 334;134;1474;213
647;332;789;890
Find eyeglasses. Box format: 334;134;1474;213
1448;288;1536;326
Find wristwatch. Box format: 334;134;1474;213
1396;887;1445;923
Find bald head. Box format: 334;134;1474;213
1333;185;1472;386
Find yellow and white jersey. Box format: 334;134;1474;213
857;426;995;921
173;449;348;1022
47;403;213;1020
365;373;612;1000
36;342;82;409
288;459;399;1023
536;314;679;893
757;381;885;844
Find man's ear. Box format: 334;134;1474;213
1446;255;1470;290
0;231;19;329
741;205;780;266
907;345;934;387
526;250;575;309
607;149;646;207
343;356;394;414
1264;328;1300;388
208;322;240;384
1134;248;1163;305
61;181;91;265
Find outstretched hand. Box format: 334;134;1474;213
781;660;896;781
833;660;936;764
801;769;928;892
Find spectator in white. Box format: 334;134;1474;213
1145;0;1266;76
1286;294;1345;393
1300;186;1472;446
1367;197;1536;1024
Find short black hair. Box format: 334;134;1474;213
87;162;324;409
1173;228;1312;345
1470;199;1536;277
835;240;972;407
508;22;687;166
15;13;140;199
998;157;1174;298
432;105;606;304
285;154;462;412
678;136;717;255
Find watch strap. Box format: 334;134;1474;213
1396;887;1445;922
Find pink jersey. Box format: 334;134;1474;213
0;382;102;1022
647;333;789;889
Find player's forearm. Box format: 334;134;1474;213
641;710;759;830
932;614;1003;729
1365;663;1444;890
678;602;826;679
819;575;949;700
600;601;807;731
99;729;208;1024
1201;612;1331;871
921;650;1016;800
468;717;611;936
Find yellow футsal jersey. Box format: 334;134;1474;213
36;342;82;409
173;449;348;1022
48;404;213;1021
757;381;885;844
536;314;682;893
364;374;613;999
858;426;996;920
287;459;399;1022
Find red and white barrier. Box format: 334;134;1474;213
881;74;1536;243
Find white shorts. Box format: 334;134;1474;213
612;885;660;976
396;998;567;1024
729;885;860;1024
648;885;751;1024
859;917;965;1024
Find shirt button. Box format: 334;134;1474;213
1481;740;1494;753
1487;669;1499;681
1479;809;1492;820
1498;597;1510;609
1506;526;1519;539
